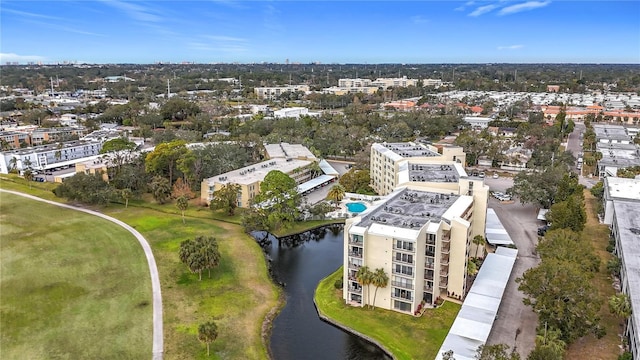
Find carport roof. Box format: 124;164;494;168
435;247;518;360
485;208;515;246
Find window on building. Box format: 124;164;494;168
393;300;411;312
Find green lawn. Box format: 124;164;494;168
0;192;152;359
315;268;461;360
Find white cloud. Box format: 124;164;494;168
1;8;61;20
497;44;524;50
468;4;498;17
0;53;46;63
100;0;162;22
411;15;429;24
498;1;551;15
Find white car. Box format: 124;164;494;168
492;173;499;179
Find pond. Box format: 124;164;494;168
253;226;390;360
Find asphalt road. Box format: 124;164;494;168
0;189;164;360
483;177;541;358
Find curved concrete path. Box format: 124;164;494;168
0;189;163;360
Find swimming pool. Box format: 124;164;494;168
346;202;367;213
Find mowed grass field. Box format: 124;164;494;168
0;192;152;359
1;177;281;359
103;205;280;359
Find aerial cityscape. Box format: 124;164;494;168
1;1;639;360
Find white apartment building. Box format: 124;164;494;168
372;76;419;88
343;186;484;314
0;140;103;174
254;85;310;99
338;78;372;88
370;142;466;196
602;177;640;360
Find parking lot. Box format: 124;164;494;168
484;176;541;358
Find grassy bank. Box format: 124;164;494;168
315;268;460;360
565;190;621;360
271;219;345;238
1;177;281;359
0;192;152;359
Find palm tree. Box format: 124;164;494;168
327;184;346;206
198;321;218;356
356;266;373;308
176;195;189;223
473;235;486;259
371;268;389;310
8;157;18;173
121;188;133;208
609;293;632;328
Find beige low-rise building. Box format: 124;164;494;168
201;143;318;208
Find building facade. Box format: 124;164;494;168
370;142;466;196
0;140;103;174
254;85;310;100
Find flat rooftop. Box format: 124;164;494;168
3;140;101;156
407;163;461;183
612;200;640;353
263;143;316;160
597;143;640;168
205;157;312;186
375;142;441;161
606;177;640;201
355;188;460;229
594;124;631;141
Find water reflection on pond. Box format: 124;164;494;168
253;225;390;360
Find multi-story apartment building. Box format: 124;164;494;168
602;176;640;360
343;186;483;314
30;127;87;145
371;76;419;88
0;131;31;149
593;124;640;178
338;78;372;88
344;143;488;316
254;85;310;100
201;143;318;208
0;140;103;174
370;142;466;196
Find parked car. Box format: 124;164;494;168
537;225;550;236
478;172;485;178
493;173;499;179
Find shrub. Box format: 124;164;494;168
334;277;343;290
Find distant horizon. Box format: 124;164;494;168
1;1;639;64
2;62;639;66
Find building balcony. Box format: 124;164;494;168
393;258;414;265
391;281;414;290
391;293;413;301
424;285;434;292
440;271;449;277
441;256;450;266
392;269;414;278
439;280;448;288
441;233;451;243
441;245;450;254
424;273;434;281
349;287;362;294
426;239;436;246
349;252;363;258
393;245;415;253
348;262;361;270
425;262;434;270
425;251;435;257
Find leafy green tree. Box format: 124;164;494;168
536;229;599;273
210;183;241;216
370;268;389;310
176;196;189;223
546;194;586;232
339;169;375;194
530;326;565;360
253;170;301;231
100;137;137;154
517;259;602;343
198;320;218;357
327;184;346;205
145;140;188;185
509;168;564;209
475;344;520;360
160;97;201;121
149;176;171;204
53;172;114;205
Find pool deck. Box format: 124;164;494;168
327;195;386;219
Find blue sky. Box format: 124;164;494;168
1;1;639;64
